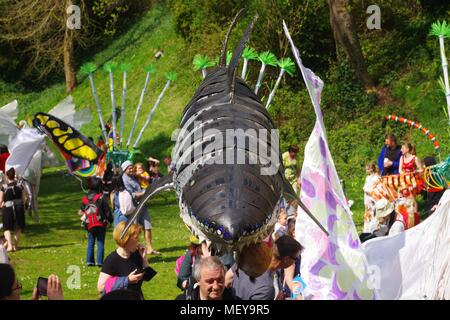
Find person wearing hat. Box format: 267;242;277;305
147;156;163;183
375;198;405;237
359;198;404;242
121;160;160;255
375;199;405;237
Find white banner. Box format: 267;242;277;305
6;128;45;176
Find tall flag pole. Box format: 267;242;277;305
241;47;258;80
430;21;450;122
254;51;277;95
80;62;109;143
133;72;177;148
265;57;295;109
104;62;118;148
193;55;215;79
127;64;155;147
119;63;131;145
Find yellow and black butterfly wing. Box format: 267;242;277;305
33;112;102;162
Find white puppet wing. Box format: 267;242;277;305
48;95;92;131
0;100;19;146
5;128;45;176
0;100;18;121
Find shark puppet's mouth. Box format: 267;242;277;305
179;196;281;252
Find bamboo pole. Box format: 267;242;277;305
127;65;154;147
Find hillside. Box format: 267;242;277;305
1;3;449;299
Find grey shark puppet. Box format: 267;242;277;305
122;10;327;276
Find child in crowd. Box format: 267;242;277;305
134;163;150;190
273;209;288;240
363;162;380;234
147;157;163;183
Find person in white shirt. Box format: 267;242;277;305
363;162;380;234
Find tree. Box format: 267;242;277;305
0;0;96;92
327;0;375;90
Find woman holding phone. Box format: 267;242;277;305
97;222;156;299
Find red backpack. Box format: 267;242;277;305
82;193;105;231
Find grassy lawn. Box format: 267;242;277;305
9;168;190;300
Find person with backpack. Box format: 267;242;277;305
78;177;112;267
0;168;26;252
109;174;130;227
175;235;207;290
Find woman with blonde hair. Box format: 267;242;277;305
97;222;156;299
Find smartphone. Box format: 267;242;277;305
135;268;145;275
36;277;48;296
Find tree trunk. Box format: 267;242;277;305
327;0;375;90
64;0;76;93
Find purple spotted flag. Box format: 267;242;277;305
283;21;376;300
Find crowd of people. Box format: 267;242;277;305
360;133;444;242
0;145;306;300
4;134;441;300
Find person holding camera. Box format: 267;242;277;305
97;221;156;299
0;263;63;300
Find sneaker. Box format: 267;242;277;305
87;263;95;267
96;264;103;267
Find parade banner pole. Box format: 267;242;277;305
80;63;109;143
127;64;155;147
133;72;177;148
